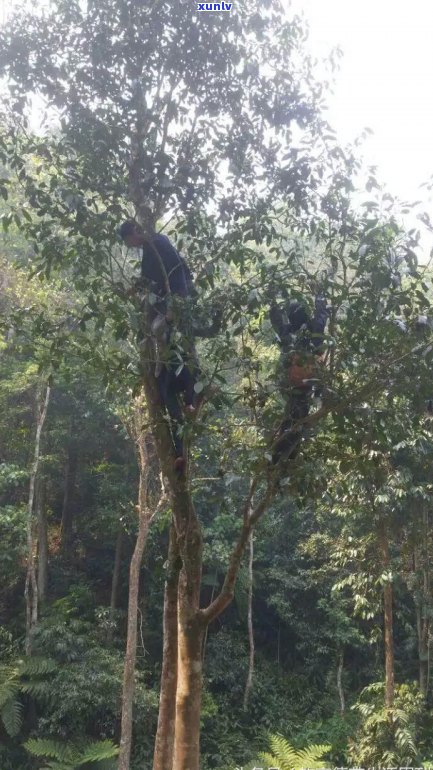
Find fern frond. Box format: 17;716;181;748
19;657;57;677
76;740;119;764
296;743;331;768
21;680;50;696
259;751;283;769
25;738;75;763
389;707;410;726
268;733;299;769
1;696;23;737
258;736;332;770
0;665;20;708
26;737;119;769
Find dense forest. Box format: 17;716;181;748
1;1;433;769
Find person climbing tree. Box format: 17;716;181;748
269;289;329;465
119;220;222;472
119;220;194;301
119;220;199;471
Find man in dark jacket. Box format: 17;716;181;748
119;220;194;301
119;220;198;471
270;293;328;465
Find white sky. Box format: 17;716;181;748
288;0;433;204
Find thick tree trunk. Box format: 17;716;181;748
134;292;206;770
379;521;395;708
108;527;124;640
243;533;254;710
172;487;204;770
139;348;273;770
60;440;77;554
25;382;50;656
173;600;205;770
140;361;273;769
36;478;48;604
153;525;180;770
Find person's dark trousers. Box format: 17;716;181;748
156;362;199;457
272;389;310;464
156;367;184;457
176;356;199;408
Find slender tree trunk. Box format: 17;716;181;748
201;570;218;664
118;513;150;770
243;533;254;710
36;478;48;604
153;525;180;770
60;439;77;554
415;534;430;699
422;509;430;698
379;521;395;708
25;382;50;656
417;603;429;697
337;648;345;716
277;622;280;667
108;527;124;640
119;411;155;770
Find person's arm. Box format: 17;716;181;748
153;234;192;297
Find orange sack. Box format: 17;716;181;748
287;353;320;388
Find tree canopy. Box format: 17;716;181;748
1;1;433;769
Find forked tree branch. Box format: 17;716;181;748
201;479;274;625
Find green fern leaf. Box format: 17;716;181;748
0;665;20;708
1;696;23;737
269;733;299;769
19;657;57;677
296;743;331;768
75;740;119;764
259;750;283;769
21;680;50;696
258;735;331;770
26;737;119;769
25;738;75;763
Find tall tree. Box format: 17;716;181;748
119;396;164;770
2;2;433;768
25;380;50;655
